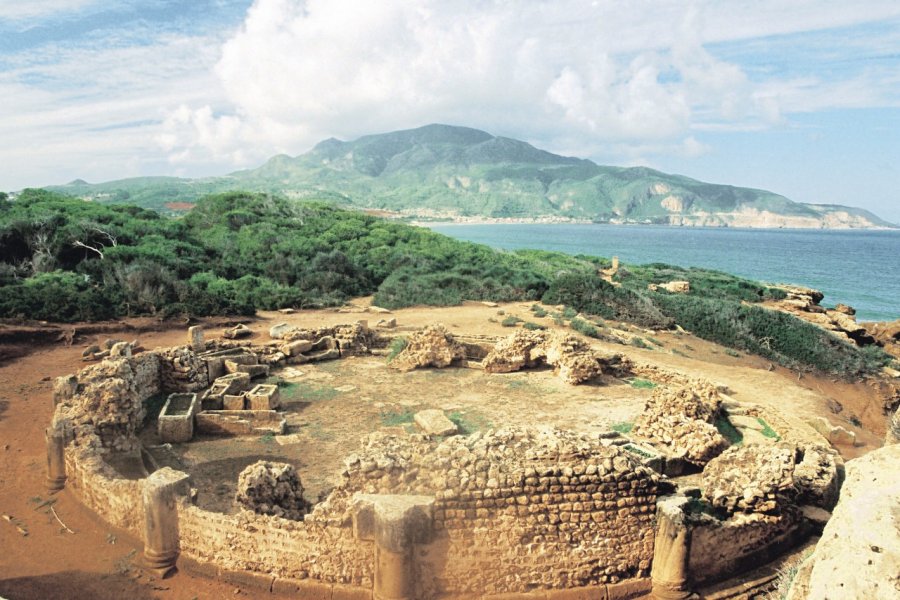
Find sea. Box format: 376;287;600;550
427;224;900;323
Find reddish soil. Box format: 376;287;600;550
0;299;893;598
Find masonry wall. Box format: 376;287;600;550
178;504;375;585
64;447;144;538
341;429;658;597
687;510;802;585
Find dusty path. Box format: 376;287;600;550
0;300;889;598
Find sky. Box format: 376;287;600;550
1;0;899;222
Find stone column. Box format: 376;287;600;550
188;326;205;353
651;495;693;600
352;494;434;600
142;467;192;577
45;426;67;493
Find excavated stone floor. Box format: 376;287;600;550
141;354;649;513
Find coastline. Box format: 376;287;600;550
408;216;898;230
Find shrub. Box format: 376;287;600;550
523;321;545;331
570;317;599;338
386;337;408;363
501;315;523;327
544;273;674;329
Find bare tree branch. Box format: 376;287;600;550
72;240;104;259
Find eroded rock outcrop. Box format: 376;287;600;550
785;444;899;600
389;324;467;372
632;383;728;466
235;460;311;521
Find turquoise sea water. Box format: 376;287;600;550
428;224;900;322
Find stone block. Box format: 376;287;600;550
224;360;269;378
281;339;313;357
223;394;246;411
269;322;295;339
273;578;332;599
548;585;608;599
157;393;199;443
188;326;205;352
607;578;651;600
195;410;286;436
413;409;458;436
247;384;281;410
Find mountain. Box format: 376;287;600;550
47;124;895;228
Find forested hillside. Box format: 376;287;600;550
0;189;888;377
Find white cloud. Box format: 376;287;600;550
159;0;900;168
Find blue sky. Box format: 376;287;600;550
1;0;899;222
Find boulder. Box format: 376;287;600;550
235;461;311;520
413;409;458;436
785;445;900;600
482;330;604;384
389;325;467;372
269;322;296;339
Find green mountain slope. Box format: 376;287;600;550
47;124;894;228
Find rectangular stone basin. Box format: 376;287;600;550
158;392;199;443
247;384;281;410
195;410;286;436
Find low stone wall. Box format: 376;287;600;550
688;510;803;585
178;504;375;585
64;447;145;538
340;428;658;597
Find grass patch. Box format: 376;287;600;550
561;306;578;319
448;411;492;435
629;378;657;389
380;408;416;427
501;315;523;327
646;336;663;346
523;321;546;331
386;337;408;363
715;414;744;445
724;348;741;358
757;417;780;440
570;317;600;338
530;304;548;317
259;432;275;444
623;443;654;459
611;421;634;434
280;381;340;402
630;337;651;349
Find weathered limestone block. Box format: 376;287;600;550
222;394;246;411
247;384;281;410
413;409;458;436
224;358;269;378
222;323;252;339
281;339;312;357
109;341;132;358
785;444;900;600
205;372;252;410
806;416;857;447
157;393;199;443
195;410;285;436
389;325;466;372
142;467;191;577
188;326;205;353
793;445;843;510
235;461;311;520
269;322;296;339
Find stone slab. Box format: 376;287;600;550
413;409;458;436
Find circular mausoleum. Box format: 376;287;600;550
46;320;842;599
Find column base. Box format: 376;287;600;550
46;475;67;493
144;548;179;578
651;579;694;600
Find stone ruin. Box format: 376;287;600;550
235;460;312;521
44;318;850;599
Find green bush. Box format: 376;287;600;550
543;273;673;329
501;315;523;327
386;337;408;363
523;321;545;331
569;317;599;338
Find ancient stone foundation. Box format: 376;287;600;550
47;328;841;599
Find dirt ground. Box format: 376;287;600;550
0;299;892;599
